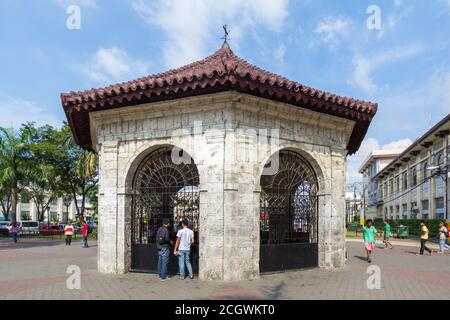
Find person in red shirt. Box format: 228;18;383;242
81;221;89;248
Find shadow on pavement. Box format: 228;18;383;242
353;255;368;262
0;238;69;250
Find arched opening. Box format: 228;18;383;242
260;150;319;272
130;146;200;274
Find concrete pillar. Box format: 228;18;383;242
97;141;123;273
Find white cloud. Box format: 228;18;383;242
350;45;423;94
132;0;290;68
78;47;149;84
381;138;413;150
0;94;62;129
313;16;352;48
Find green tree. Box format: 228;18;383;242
31;123;98;221
0;127;32;223
21;163;63;222
0;182;12;220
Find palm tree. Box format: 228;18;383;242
0;127;32;223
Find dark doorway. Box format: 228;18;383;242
130;146;200;274
260;150;319;272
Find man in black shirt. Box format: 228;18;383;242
156;219;172;281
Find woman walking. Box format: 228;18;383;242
363;219;377;263
438;221;450;254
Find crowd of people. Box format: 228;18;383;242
362;219;450;263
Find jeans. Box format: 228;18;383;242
420;239;432;255
83;236;89;248
158;248;170;279
12;232;18;243
178;250;193;278
66;235;72;246
439;239;450;252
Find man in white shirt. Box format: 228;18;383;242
173;220;195;280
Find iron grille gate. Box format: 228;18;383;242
260;151;319;272
131;147;200;274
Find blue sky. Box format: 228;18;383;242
0;0;449;187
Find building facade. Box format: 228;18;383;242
374;115;449;221
358;149;404;220
345;192;362;224
61;43;377;280
1;196;93;223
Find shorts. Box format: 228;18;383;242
384;235;391;242
364;243;376;251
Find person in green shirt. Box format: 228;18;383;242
363;219;377;263
383;220;394;250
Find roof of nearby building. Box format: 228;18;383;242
358;149;405;174
61;42;378;154
374;113;450;180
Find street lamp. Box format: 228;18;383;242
63;197;72;224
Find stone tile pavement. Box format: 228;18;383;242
0;237;449;300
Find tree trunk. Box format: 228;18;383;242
10;187;17;223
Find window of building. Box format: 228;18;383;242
384;207;388;219
49;211;58;222
422;161;429;199
422;200;429;220
20;196;30;204
423;161;428;179
411;167;417;186
435;197;445;220
402;173;408;190
21;210;31;221
435;172;445;197
402;204;407;218
410;202;417;220
396;176;400;193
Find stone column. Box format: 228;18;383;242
319;147;346;269
221;129;259;281
97;141;124;274
198;130;226;280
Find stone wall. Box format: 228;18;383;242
93;91;354;280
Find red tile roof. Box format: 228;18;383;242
61;43;377;154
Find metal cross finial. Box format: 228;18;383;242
221;24;230;43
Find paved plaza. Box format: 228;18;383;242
0;237;449;300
